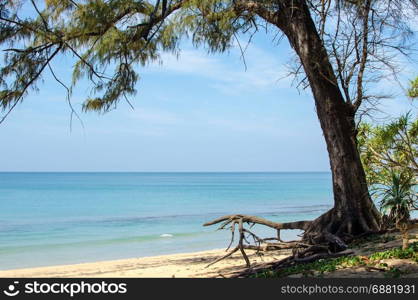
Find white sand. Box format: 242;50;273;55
0;248;291;278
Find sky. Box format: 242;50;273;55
1;12;417;172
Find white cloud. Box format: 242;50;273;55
145;43;291;95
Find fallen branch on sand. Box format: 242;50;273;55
203;214;351;272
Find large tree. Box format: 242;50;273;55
1;0;417;252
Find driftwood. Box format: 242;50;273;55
203;214;352;275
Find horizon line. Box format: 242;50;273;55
0;170;331;173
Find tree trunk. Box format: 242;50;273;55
400;224;410;250
402;229;409;250
258;0;381;237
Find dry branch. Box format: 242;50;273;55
203;214;312;231
203;213;353;271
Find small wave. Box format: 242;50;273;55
0;231;203;255
0;204;333;230
160;234;173;238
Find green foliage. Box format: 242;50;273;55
408;77;418;99
254;255;367;278
359;110;417;239
384;267;405;278
358;112;418;186
358;79;418;186
369;242;418;262
255;242;418;278
254;256;365;278
375;170;417;229
0;0;247;114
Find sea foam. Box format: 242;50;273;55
160;234;173;238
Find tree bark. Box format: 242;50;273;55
402;229;409;250
254;0;381;236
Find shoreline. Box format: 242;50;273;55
0;248;292;278
1;228;417;278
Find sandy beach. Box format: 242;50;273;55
1;228;417;278
0;248;291;278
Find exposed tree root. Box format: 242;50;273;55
203;212;373;272
203;214;314;267
204;214;312;231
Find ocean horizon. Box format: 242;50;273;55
0;172;333;270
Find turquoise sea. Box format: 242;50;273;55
0;172;333;270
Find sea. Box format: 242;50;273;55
0;172;333;270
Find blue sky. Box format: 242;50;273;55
1;27;417;172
